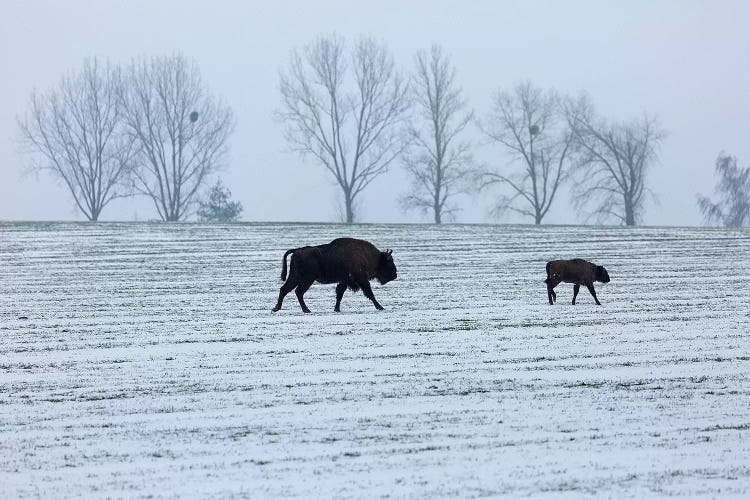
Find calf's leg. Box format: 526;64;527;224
360;281;384;310
546;279;559;305
586;284;602;305
334;282;347;312
572;284;580;305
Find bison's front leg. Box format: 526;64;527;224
572;284;580;305
586;284;602;305
295;278;314;313
272;278;297;312
360;281;384;310
334;282;347;312
546;279;559;305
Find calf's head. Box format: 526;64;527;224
596;265;610;283
376;249;397;284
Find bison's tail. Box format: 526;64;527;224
280;249;296;281
544;262;551;284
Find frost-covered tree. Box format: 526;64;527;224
18;58;135;221
197;179;243;222
401;45;473;224
279;34;410;223
697;153;750;227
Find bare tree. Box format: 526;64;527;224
401;45;473;224
279;34;410;223
121;54;234;221
697;153;750;227
18;58;134;221
478;82;573;225
565;95;665;226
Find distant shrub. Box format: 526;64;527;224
697;153;750;227
197;180;243;222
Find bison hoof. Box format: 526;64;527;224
271;306;280;313
334;307;341;312
302;308;311;313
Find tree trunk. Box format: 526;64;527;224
434;195;442;224
344;190;354;224
624;196;635;226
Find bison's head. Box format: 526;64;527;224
377;249;397;285
596;265;610;283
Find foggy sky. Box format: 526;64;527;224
1;0;748;225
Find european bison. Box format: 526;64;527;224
271;238;397;313
545;259;610;305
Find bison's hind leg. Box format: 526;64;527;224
272;277;298;312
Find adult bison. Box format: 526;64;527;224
271;238;397;313
545;259;610;305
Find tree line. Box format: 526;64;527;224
18;54;239;222
19;37;749;227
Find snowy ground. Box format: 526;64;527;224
1;222;750;498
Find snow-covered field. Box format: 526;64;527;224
2;222;750;498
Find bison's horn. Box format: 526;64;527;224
387;249;393;255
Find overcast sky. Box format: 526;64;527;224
1;0;748;225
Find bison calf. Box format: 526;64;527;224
545;259;610;306
271;238;397;313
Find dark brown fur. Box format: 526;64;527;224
545;259;610;305
272;238;397;313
